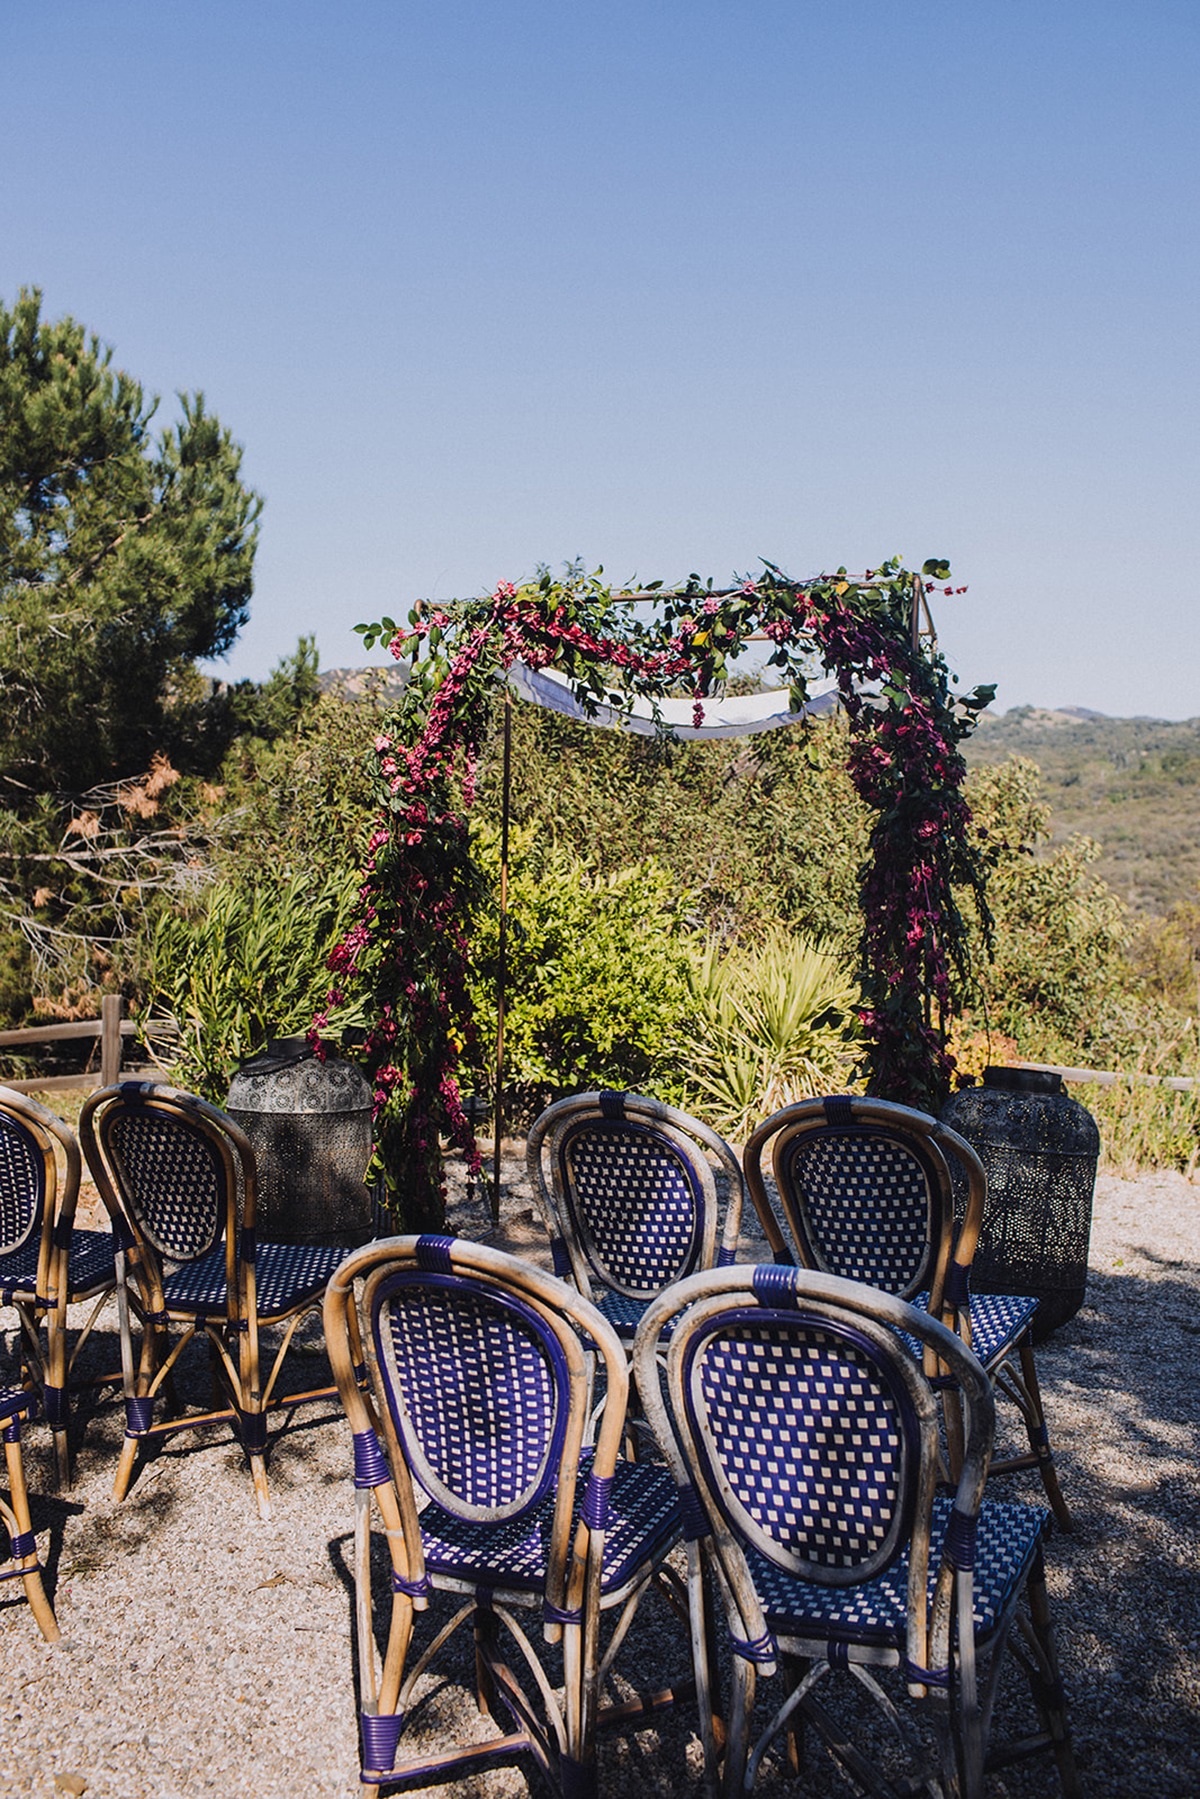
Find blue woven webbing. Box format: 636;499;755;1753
391;1568;431;1599
124;1395;154;1435
678;1481;709;1543
751;1264;797;1307
944;1262;970;1307
943;1506;977;1570
359;1710;404;1776
353;1427;391;1488
731;1629;776;1665
822;1095;856;1127
415;1234;455;1274
581;1472;612;1531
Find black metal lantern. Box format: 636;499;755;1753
940;1066;1100;1340
226;1037;374;1248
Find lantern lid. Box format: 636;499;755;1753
239;1036;315;1077
982;1065;1065;1096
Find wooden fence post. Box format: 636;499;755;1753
100;995;123;1087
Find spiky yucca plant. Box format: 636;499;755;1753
684;931;859;1139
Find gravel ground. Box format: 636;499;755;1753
1;1153;1197;1799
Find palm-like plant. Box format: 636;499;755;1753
684;931;859;1138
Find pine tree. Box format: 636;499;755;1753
0;287;261;792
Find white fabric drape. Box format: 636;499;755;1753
505;662;839;739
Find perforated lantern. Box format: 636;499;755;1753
226;1037;374;1248
940;1066;1100;1340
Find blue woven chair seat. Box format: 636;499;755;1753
0;1241;40;1297
899;1291;1040;1369
64;1229;117;1295
419;1454;680;1599
0;1231;115;1302
746;1495;1048;1653
0;1385;36;1423
163;1240;349;1317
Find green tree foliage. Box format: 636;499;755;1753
472;700;866;951
0;288;261;792
962;758;1131;1057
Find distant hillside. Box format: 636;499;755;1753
317;664;408;700
963;708;1200;915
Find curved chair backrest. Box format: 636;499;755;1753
0;1091;53;1259
527;1091;745;1302
633;1263;995;1684
743;1096;987;1315
325;1235;631;1621
0;1086;81;1282
81;1081;254;1265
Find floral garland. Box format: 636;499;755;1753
327;560;993;1228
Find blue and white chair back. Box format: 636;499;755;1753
90;1082;237;1263
527;1091;745;1337
368;1248;576;1527
677;1277;930;1591
0;1099;49;1264
745;1095;963;1304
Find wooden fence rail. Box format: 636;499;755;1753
1018;1059;1199;1094
0;994;134;1094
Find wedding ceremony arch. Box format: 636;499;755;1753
323;559;994;1229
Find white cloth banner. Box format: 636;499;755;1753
505;662;840;740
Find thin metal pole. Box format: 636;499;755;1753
911;573;924;652
492;690;512;1225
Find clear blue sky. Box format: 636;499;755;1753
3;1;1196;717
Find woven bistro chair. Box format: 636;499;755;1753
633;1264;1079;1799
0;1087;116;1485
0;1386;60;1642
743;1096;1072;1529
323;1234;689;1799
526;1090;746;1346
80;1080;357;1520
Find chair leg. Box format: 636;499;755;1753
249;1454;271;1521
1017;1339;1073;1531
113;1424;141;1502
4;1420;61;1644
1024;1556;1081;1798
721;1656;755;1799
45;1299;72;1490
474;1605;499;1720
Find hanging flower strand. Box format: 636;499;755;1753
324;559;993;1229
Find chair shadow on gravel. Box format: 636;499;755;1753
996;1260;1200;1798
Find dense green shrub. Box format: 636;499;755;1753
466;824;694;1111
142;867;364;1101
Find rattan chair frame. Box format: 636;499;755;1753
526;1090;746;1335
324;1234;690;1799
633;1265;1079;1799
743;1095;1072;1529
0;1386;60;1641
0;1086;117;1485
80;1079;356;1520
